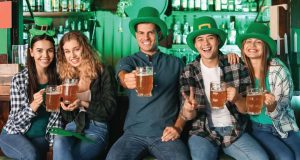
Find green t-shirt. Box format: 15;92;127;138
250;78;273;124
25;83;51;138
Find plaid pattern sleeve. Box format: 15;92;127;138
3;68;63;144
267;58;299;138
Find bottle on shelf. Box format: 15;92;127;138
242;0;250;12
182;21;190;44
83;20;90;40
195;0;201;10
68;0;74;12
208;0;214;11
64;19;70;34
221;0;228;11
44;0;52;12
228;16;237;45
52;0;60;12
173;21;182;44
81;0;91;11
57;25;64;43
249;0;257;12
228;0;235;11
215;0;221;11
172;0;181;11
201;0;208;11
23;24;29;45
28;0;36;11
23;0;29;12
235;0;243;11
188;0;195;11
74;0;81;12
70;20;76;31
181;0;188;11
61;0;68;12
36;0;44;12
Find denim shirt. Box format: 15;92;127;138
116;51;184;137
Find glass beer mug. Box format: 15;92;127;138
62;79;79;105
45;85;61;112
136;66;153;97
246;87;264;115
210;82;227;109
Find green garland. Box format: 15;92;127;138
116;0;134;17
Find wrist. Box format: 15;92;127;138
173;125;183;134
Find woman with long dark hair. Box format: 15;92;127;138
0;17;63;160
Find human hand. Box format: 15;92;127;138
227;53;240;65
264;93;276;112
226;87;237;102
122;70;137;89
181;87;198;120
161;126;181;142
61;99;81;111
30;89;45;112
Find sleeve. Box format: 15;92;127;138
9;74;36;134
86;67;117;121
238;61;251;97
115;57;135;81
267;65;294;119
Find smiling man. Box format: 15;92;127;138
106;7;190;160
171;16;269;160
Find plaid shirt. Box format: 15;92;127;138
266;58;299;138
3;68;63;144
180;53;251;147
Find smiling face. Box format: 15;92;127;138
135;23;160;56
63;39;83;68
243;38;265;60
30;39;55;71
194;34;220;61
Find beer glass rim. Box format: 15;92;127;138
46;85;61;93
247;87;264;92
63;78;79;84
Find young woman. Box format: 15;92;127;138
53;31;117;160
0;18;62;160
238;22;300;160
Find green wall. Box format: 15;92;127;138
0;29;8;54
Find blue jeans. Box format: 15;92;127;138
0;133;49;160
188;132;268;160
53;120;108;160
251;122;300;160
106;132;190;160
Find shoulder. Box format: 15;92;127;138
12;68;28;83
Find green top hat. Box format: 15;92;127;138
29;17;55;37
237;22;276;57
187;16;227;52
129;7;167;39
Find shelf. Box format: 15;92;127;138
171;11;258;17
171;44;241;55
23;11;94;17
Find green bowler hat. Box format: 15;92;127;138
187;16;227;52
29;17;55;37
129;7;168;39
237;22;276;57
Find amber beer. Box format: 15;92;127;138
246;88;264;115
62;79;79;105
136;66;153;97
45;85;61;112
210;82;227;109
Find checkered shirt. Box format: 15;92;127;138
266;58;299;138
180;53;251;147
3;68;63;144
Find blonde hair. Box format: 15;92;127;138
57;31;102;80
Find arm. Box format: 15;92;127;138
118;70;137;89
86;67;117;121
8;75;37;134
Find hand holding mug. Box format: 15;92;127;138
122;70;137;89
264;93;276;112
226;87;237;102
30;89;45;112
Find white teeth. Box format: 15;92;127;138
40;59;49;63
143;41;150;45
203;47;211;51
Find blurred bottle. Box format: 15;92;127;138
83;20;90;40
228;0;235;11
52;0;60;12
29;0;36;11
221;0;228;11
181;0;188;11
61;0;68;12
195;0;201;10
44;0;52;12
201;0;208;11
74;0;81;12
64;19;70;34
173;21;182;44
188;0;195;11
70;20;76;31
172;0;181;11
23;24;29;45
182;21;190;44
68;0;74;12
215;0;221;11
36;0;43;12
208;0;214;11
242;0;250;12
23;0;29;12
249;0;257;12
57;25;64;43
235;0;243;11
228;16;237;45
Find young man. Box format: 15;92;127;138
167;16;268;160
106;7;189;160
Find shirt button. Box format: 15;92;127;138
155;85;158;87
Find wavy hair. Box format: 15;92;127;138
57;31;102;80
27;34;58;102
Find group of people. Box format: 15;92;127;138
0;6;299;160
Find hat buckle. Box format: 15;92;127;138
40;25;48;31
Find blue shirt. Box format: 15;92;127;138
116;51;184;137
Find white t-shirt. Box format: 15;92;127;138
200;59;233;127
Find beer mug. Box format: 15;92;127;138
210;82;227;109
45;85;61;112
246;87;264;115
62;79;79;105
136;66;153;97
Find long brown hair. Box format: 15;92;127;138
57;31;102;80
241;40;269;90
27;34;58;103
